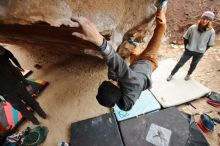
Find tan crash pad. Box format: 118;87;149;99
150;59;210;107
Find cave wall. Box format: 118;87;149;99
0;0;158;50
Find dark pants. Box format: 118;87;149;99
4;83;46;124
171;50;204;76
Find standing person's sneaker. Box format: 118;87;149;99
166;75;173;81
184;75;191;81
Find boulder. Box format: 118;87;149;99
0;0;159;56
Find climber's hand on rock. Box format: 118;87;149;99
71;17;104;47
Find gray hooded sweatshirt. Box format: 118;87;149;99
100;42;152;111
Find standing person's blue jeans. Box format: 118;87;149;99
171;49;204;76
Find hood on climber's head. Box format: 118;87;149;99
96;81;121;107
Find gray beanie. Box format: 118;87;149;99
202;11;215;21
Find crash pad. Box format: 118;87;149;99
119;107;190;146
114;89;161;121
150;59;209;107
71;113;124;146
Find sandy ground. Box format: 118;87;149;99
2;43;110;145
1;36;220;146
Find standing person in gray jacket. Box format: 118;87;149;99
71;1;167;111
167;11;215;81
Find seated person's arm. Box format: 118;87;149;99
5;48;28;85
5;49;24;71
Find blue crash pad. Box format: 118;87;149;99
114;90;161;121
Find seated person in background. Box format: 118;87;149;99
0;46;47;125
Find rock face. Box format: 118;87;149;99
0;0;159;55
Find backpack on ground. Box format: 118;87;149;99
21;126;48;146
